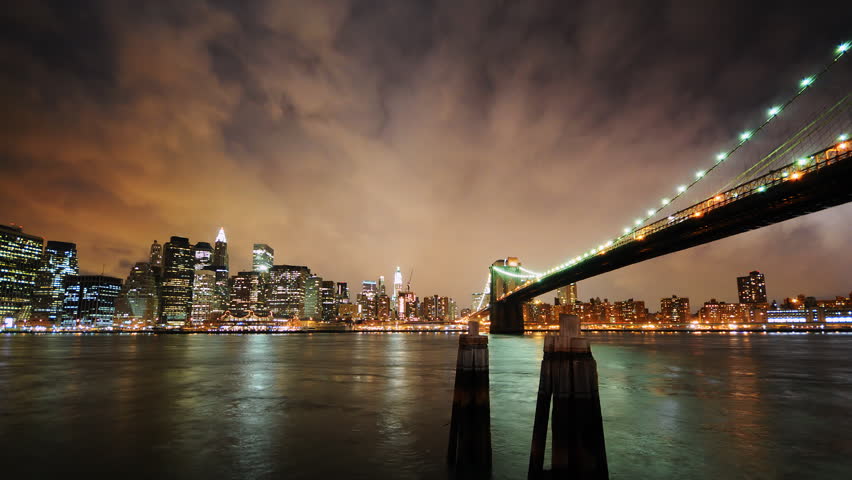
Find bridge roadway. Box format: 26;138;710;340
489;148;852;333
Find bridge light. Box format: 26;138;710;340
839;142;848;150
781;171;789;178
634;219;642;226
838;42;851;55
623;227;631;234
677;185;687;193
695;170;705;179
791;172;802;180
767;106;781;117
740;131;752;141
800;76;814;88
668;216;675;221
796;157;808;166
714;195;723;202
646;209;655;216
661;198;670;205
693;211;703;218
716;153;726;162
606;240;613;247
839;134;849;142
757;185;767;192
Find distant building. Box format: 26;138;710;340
358;280;378;320
268;265;309;318
160;236;194;325
737;271;767;304
61;275;122;327
212;228;229;273
190;268;217;324
338;302;358;321
209;264;230;317
698;299;755;324
320;280;337;321
115;262;161;324
460;307;472;318
392;267;403;305
397;290;417;320
32;241;78;322
149;240;163;268
422;295;450;322
336;282;350;304
304;275;323;319
230;271;264;314
193;242;213;270
377;293;391;321
660;295;690;323
555;283;578;306
252;244;274;273
0;224;44;321
524;301;554;325
471;292;486;311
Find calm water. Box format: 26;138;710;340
1;332;851;479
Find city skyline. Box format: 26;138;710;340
1;2;851;305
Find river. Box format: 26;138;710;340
1;332;851;479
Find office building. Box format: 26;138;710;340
336;282;350;304
304;275;323;319
737;271;767;304
422;295;450;322
160;236;194;325
149;240;163;268
230;271;263;313
268;265;309;318
0;224;44;321
377;293;391;321
358;280;378;320
252;244;274;273
61;275;122;327
193;242;213;270
320;280;337;321
660;295;690;323
212;228;229;272
32;241;78;322
555;283;578;306
115;262;160;324
190;268;217;323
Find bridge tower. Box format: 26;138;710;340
489;258;526;334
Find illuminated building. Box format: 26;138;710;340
524;301;554;325
448;298;457;321
358;280;377;320
61;275;122;327
268;265;309;318
115;262;160;324
149;240;163;268
252;244;274;273
378;275;386;296
304;275;323;319
320;280;337;321
160;236;194;325
192;242;213;270
460;308;472;318
392;266;403;306
0;224;43;321
422;295;450;322
212;227;229;273
32;241;78;322
698;299;754;324
659;295;690;323
190;268;216;323
611;298;646;323
230;271;263;314
338;302;358;320
209;264;230;317
737;271;767;304
397;290;417;320
336;282;350;304
555;283;578;306
377;293;391;321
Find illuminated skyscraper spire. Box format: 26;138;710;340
212;227;229;272
215;227;227;244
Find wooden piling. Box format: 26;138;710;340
529;314;608;479
448;320;492;478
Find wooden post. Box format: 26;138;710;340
448;320;492;478
528;314;608;479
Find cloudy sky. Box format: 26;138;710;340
1;0;850;308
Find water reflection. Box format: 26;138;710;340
1;332;850;479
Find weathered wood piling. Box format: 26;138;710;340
529;314;608;479
447;320;492;478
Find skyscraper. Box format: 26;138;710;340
230;271;263;313
252;244;274;273
320;280;337;321
61;275;122;327
268;265;309;318
660;295;690;323
358;280;378;320
392;266;403;304
192;242;213;270
336;282;350;304
555;283;578;306
160;236;194;325
0;224;43;321
377;293;391;321
209;264;230;317
190;268;217;323
422;295;450;322
32;241;78;322
737;271;767;304
304;275;323;319
212;227;229;272
115;262;160;324
378;275;386;296
149;240;163;268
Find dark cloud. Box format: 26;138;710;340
1;0;850;308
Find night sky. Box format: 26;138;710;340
1;1;850;306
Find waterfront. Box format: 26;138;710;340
2;333;851;479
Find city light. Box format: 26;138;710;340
740;131;752;141
767;106;781;117
716;153;726;162
695;170;705;179
797;158;809;166
677;185;687;193
647;209;655;216
757;185;767;192
839;134;849;142
838;42;851;55
661;198;670;205
800;76;814;88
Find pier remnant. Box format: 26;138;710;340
447;320;492;478
529;314;608;479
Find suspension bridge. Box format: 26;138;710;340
467;42;852;333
